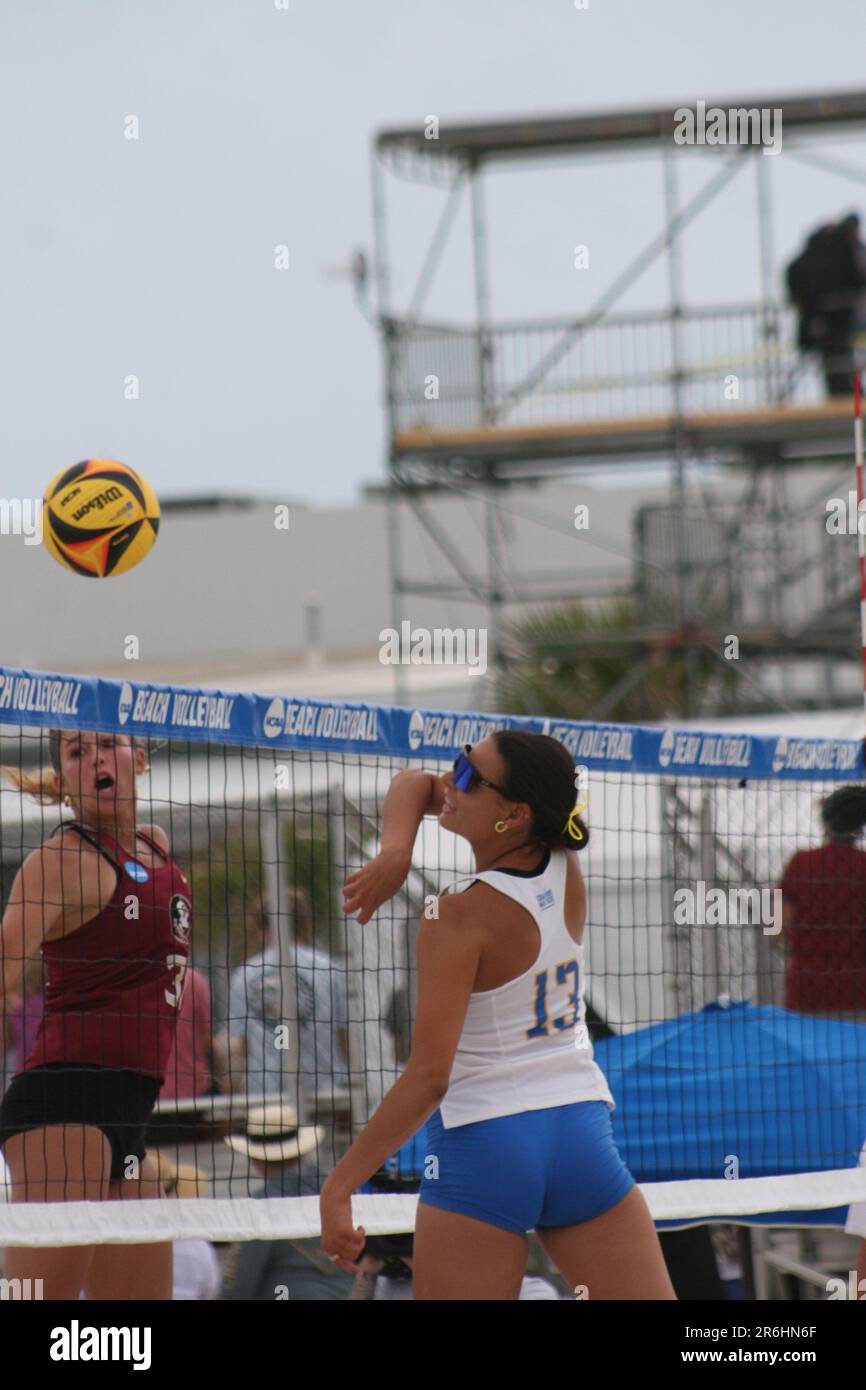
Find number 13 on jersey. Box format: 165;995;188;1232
526;959;579;1038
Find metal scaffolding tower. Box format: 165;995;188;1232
371;89;866;715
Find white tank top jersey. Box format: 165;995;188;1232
439;849;615;1129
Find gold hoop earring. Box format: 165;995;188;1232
494;820;508;833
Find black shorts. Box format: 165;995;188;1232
0;1063;161;1183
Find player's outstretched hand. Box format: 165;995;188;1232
342;847;412;925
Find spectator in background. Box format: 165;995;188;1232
160;964;215;1103
786;213;866;396
220;1102;352;1301
288;888;349;1100
779;786;866;1018
213;898;268;1094
218;889;349;1101
150;1156;221;1301
216;896;281;1098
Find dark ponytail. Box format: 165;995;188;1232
493;730;588;852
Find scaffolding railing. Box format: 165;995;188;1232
388;299;846;435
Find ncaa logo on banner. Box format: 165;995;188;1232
658;729;675;768
263;697;285;739
118;681;134;725
772;737;788;774
408;710;425;751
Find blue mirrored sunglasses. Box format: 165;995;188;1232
452;745;508;795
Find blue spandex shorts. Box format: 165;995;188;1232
418;1100;635;1236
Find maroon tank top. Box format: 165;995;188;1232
24;823;193;1081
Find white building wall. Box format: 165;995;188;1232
1;465;856;700
0;479;640;680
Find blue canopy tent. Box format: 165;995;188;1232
593;1000;866;1227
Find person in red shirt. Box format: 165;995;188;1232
780;785;866;1015
160;965;214;1102
0;728;192;1299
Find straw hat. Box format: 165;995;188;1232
224;1102;324;1162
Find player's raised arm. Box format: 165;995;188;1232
342;768;446;924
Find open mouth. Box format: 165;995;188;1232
442;797;457;813
95;774;115;792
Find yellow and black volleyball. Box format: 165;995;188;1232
43;459;160;578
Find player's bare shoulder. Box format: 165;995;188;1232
417;887;486;978
433;880;505;945
32;826;116;933
41;825;102;875
140;822;170;854
427;886;485;937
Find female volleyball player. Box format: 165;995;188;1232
0;728;192;1300
321;732;675;1299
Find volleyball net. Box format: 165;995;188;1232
1;665;866;1245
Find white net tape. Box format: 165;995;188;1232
3;1170;866;1246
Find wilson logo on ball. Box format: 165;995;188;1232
43;460;160;578
70;487;126;521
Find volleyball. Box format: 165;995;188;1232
42;459;160;578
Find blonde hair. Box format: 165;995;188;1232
0;729;147;807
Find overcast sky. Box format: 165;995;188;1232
3;0;866;509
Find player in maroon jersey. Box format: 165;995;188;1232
0;728;192;1300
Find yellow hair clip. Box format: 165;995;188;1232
563;805;585;844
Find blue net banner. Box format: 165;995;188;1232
0;666;863;782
